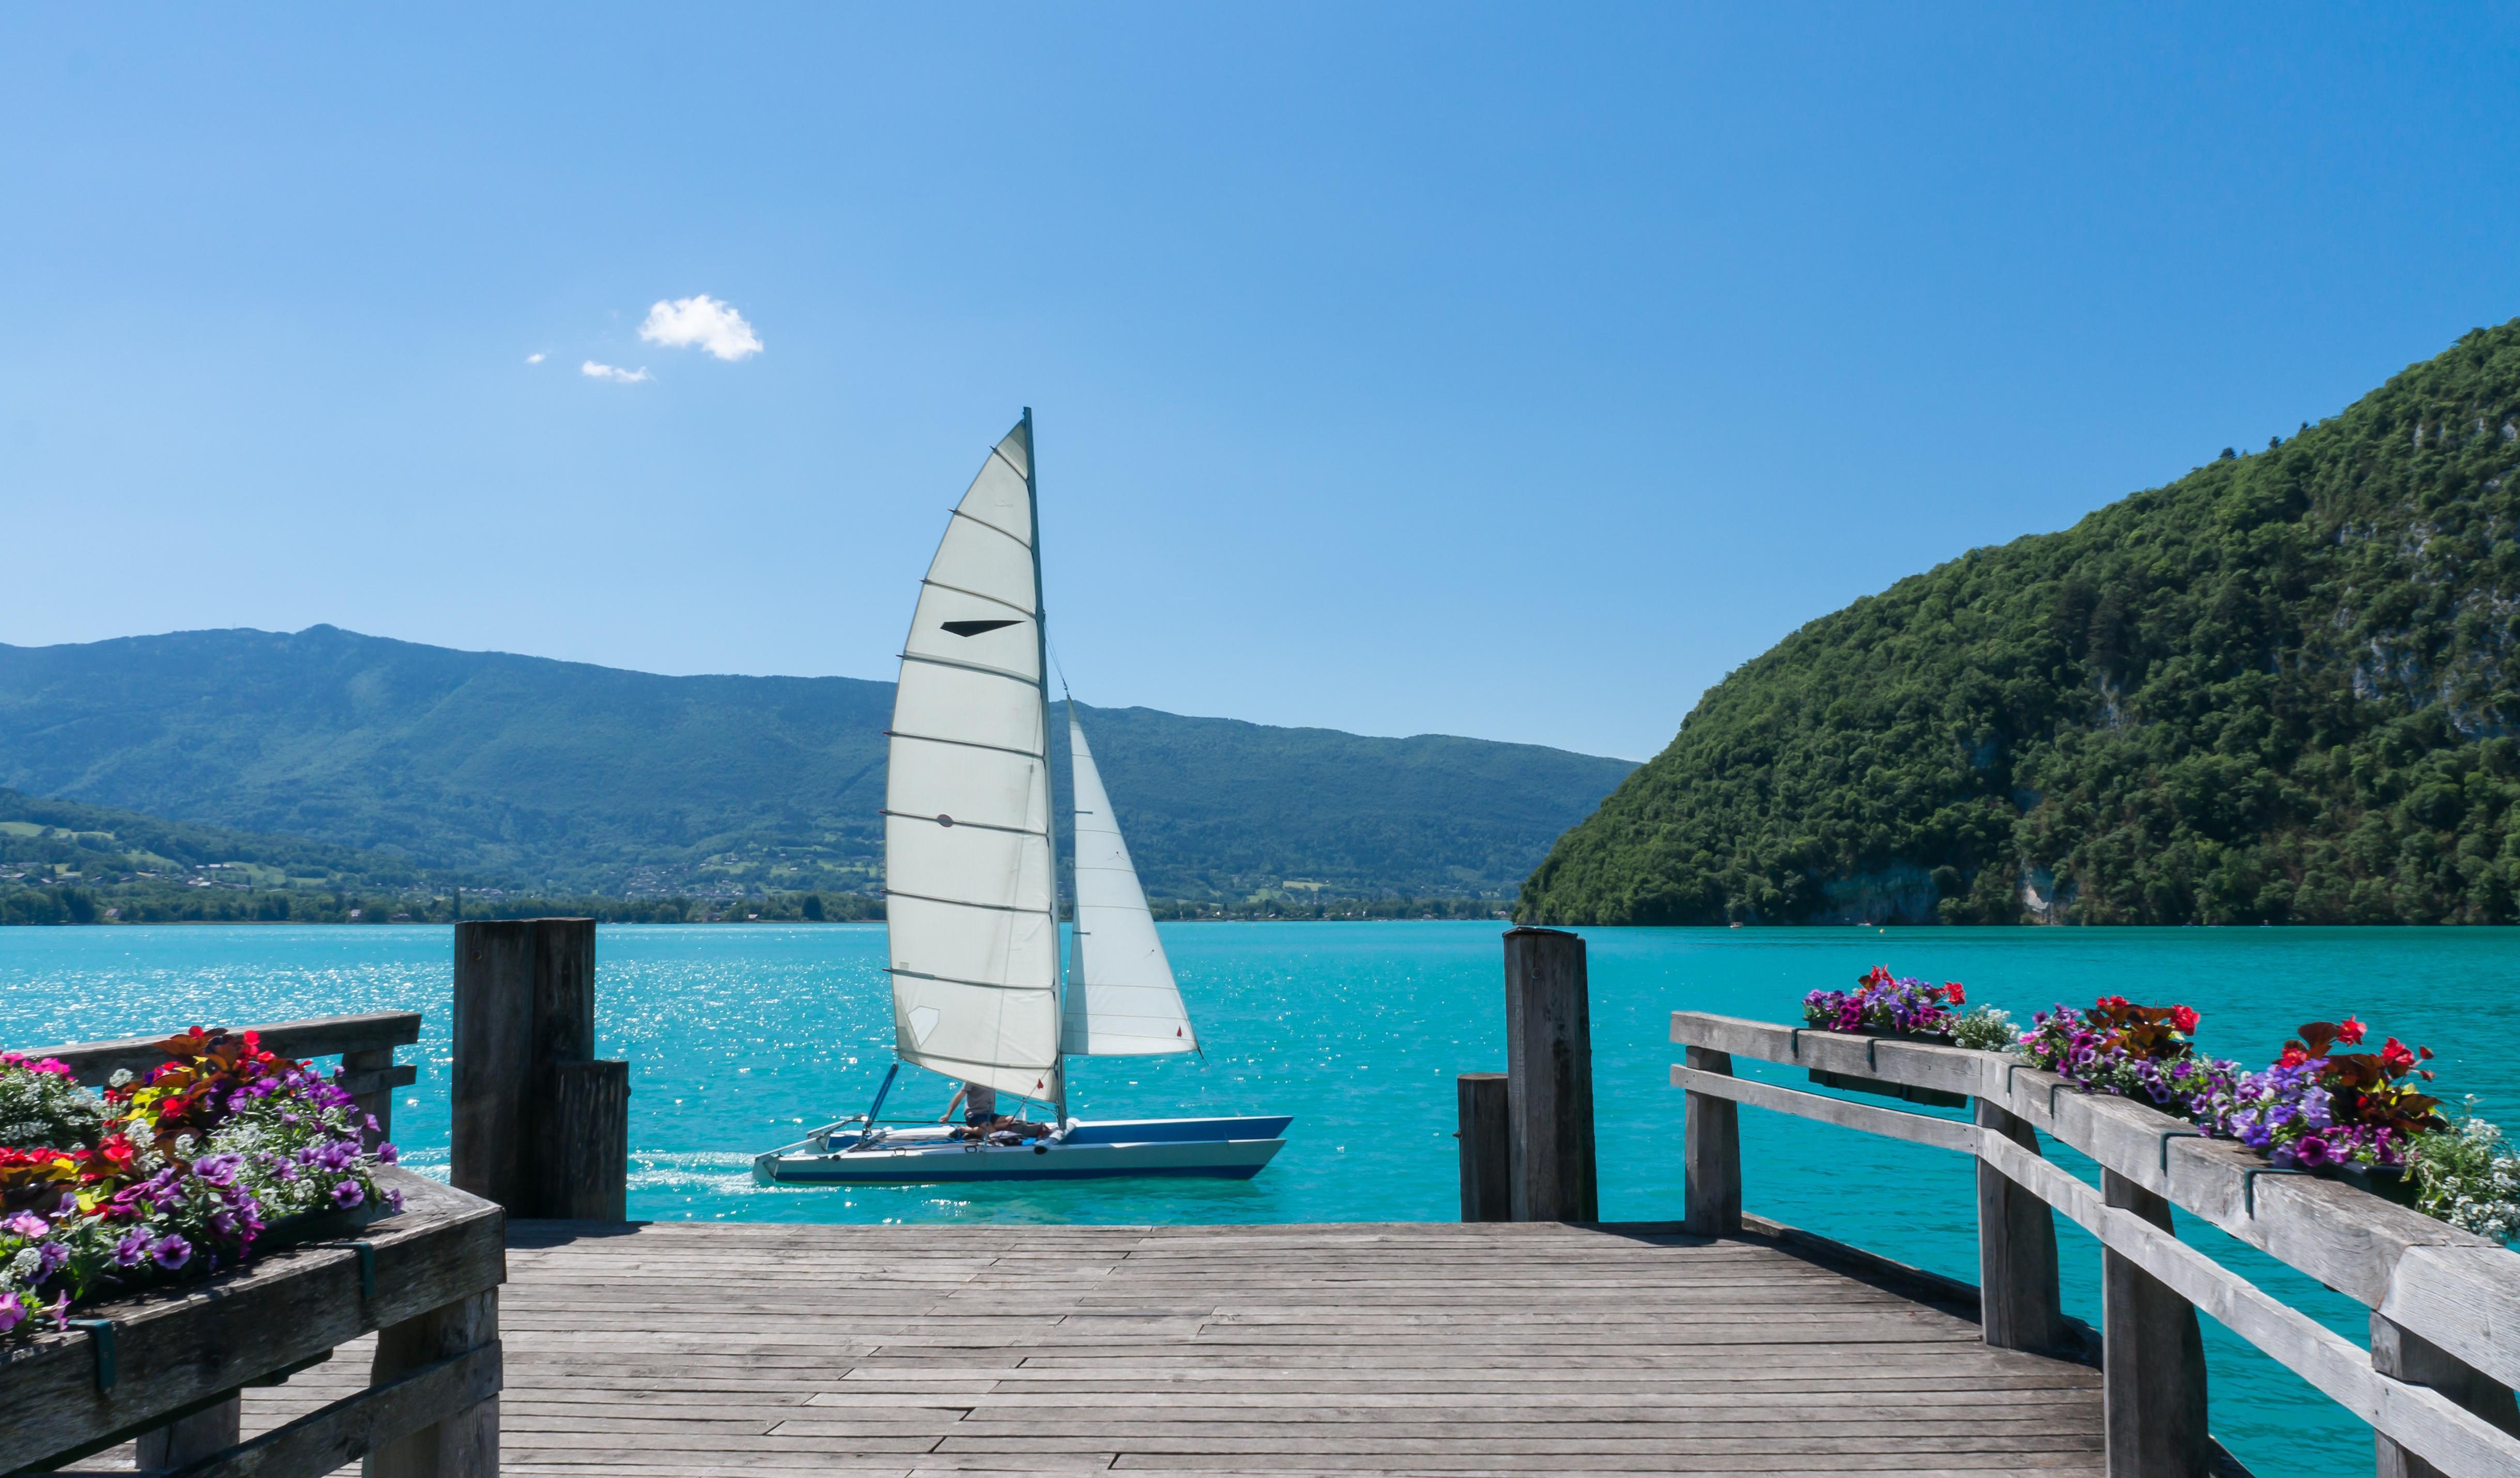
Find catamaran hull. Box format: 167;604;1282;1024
752;1116;1289;1186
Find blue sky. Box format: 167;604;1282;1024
6;6;2518;760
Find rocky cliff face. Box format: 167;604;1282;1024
1519;322;2520;926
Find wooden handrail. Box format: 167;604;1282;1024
22;1011;424;1086
1673;1008;2520;1478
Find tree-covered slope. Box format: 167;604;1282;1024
1520;322;2520;926
0;626;1633;901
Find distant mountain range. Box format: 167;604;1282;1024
0;627;1635;902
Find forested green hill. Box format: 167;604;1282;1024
0;627;1632;902
1520;322;2520;926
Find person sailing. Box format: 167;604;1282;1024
940;1080;1000;1130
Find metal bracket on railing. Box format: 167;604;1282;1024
67;1318;116;1391
2240;1166;2309;1217
315;1240;377;1299
2048;1080;2070;1116
1867;1037;1880;1071
2157;1127;2202;1173
1788;1028;1803;1061
2003;1059;2026;1097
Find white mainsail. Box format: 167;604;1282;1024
1062;712;1197;1055
883;417;1064;1102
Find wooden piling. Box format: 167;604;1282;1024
452;917;628;1218
1455;1072;1510;1223
1681;1044;1742;1237
135;1394;240;1470
1976;1096;2066;1353
2100;1168;2209;1478
1502;926;1596;1222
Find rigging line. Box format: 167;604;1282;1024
886;966;1061;995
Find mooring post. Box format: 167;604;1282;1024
1456;1072;1510;1222
1681;1044;1742;1237
452;917;629;1219
2100;1168;2209;1478
1502;926;1596;1222
2371;1312;2520;1478
1975;1096;2066;1353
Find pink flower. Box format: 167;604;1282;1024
0;1292;23;1334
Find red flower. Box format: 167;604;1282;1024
2338;1017;2366;1045
2380;1039;2417;1075
2170;1005;2199;1034
1943;982;1966;1005
2279;1045;2311;1069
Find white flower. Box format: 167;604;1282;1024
108;1070;133;1089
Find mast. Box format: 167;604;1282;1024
1022;406;1070;1128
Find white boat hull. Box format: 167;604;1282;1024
752;1115;1289;1186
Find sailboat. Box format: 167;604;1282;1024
753;412;1291;1186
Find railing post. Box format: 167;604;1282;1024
1975;1096;2065;1352
365;1290;500;1478
2372;1313;2520;1478
2101;1169;2209;1478
1456;1072;1510;1222
1681;1045;1741;1237
1502;927;1596;1221
454;916;628;1218
342;1044;397;1145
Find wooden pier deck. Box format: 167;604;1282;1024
99;1216;2101;1477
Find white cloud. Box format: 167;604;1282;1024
581;360;651;383
526;352;546;364
638;295;762;361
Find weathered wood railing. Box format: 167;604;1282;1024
4;1011;502;1477
1674;1010;2520;1478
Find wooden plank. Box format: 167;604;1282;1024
1669;1065;1976;1154
1454;1073;1509;1223
29;1011;424;1085
1502;928;1595;1222
365;1291;501;1477
160;1342;500;1478
137;1393;243;1469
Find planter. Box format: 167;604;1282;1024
2322;1161;2421;1207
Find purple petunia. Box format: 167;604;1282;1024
332;1179;365;1208
114;1228;151;1267
151;1234;192;1270
0;1292;23;1334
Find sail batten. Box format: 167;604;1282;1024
885;417;1063;1101
1062;712;1197;1056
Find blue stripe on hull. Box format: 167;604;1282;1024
764;1160;1270;1185
1061;1115;1294;1145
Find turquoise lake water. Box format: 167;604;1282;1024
2;921;2513;1475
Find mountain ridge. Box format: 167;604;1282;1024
0;625;1634;901
1519;320;2520;926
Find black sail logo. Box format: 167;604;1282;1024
941;619;1022;637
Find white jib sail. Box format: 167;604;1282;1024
884;419;1064;1101
1062;712;1197;1055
